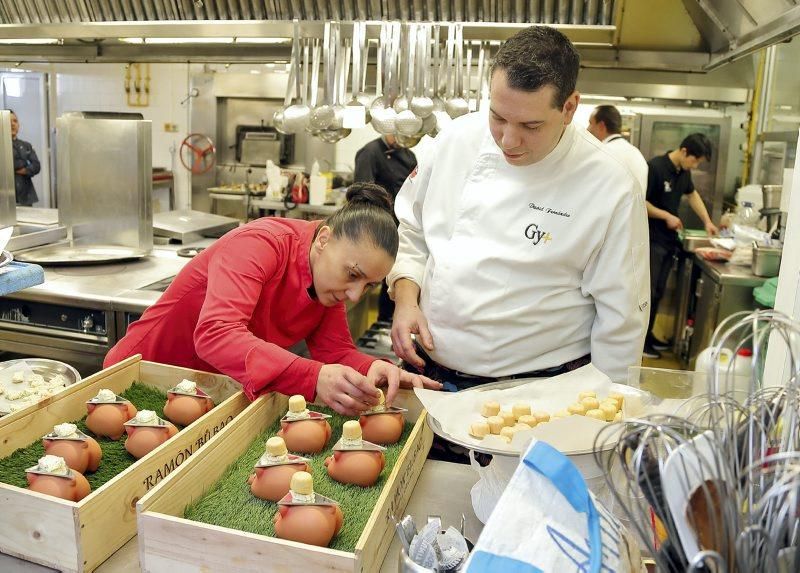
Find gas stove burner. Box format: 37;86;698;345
177;247;205;258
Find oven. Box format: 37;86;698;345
0;296;116;377
114;275;175;340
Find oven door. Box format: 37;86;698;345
0;299;115;377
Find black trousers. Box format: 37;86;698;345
377;279;394;323
648;241;678;337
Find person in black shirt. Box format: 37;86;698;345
8;110;41;207
644;133;719;359
354;135;417;324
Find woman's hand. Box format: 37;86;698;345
315;364;381;416
367;361;443;404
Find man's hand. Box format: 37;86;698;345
705;221;719;236
367;361;443;404
665;213;683;231
15;168;27;176
391;302;434;369
315;364;380;416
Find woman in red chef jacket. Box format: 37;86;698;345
104;184;440;415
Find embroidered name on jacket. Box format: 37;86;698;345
525;223;553;246
529;202;571;218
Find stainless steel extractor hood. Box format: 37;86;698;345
0;0;797;73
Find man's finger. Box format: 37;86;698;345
397;329;425;368
417;318;435;351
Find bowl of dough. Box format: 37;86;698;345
0;358;82;416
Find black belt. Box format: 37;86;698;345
406;343;592;391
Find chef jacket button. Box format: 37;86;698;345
639;301;649;311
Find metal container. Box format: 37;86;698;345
0;110;15;229
762;185;782;210
680;229;712;252
57;111;153;253
752;243;782;277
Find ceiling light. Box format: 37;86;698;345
119;37;235;44
0;38;61;45
581;94;627;101
234;37;290;44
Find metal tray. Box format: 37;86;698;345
14;244;149;265
0;358;82;416
0;250;12;269
425;378;539;458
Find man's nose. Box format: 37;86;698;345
501;126;522;149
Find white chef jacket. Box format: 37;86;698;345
602;134;648;195
388;111;650;383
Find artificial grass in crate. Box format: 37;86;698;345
184;406;414;552
0;382;173;491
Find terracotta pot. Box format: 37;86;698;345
86;402;138;440
324;450;385;487
248;462;310;502
163;393;214;426
273;504;344;547
124;423;178;459
359;413;404;445
277;419;332;454
42;437;102;473
26;470;91;502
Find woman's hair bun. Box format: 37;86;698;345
345;182;393;214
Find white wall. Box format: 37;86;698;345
332;123;381;173
27;62;193;210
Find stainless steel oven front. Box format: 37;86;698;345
0;296;116;377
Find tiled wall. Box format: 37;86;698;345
46;62;192;210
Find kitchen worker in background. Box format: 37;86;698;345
389;26;649;389
587;104;648;193
8;110;41;206
353;134;418;325
644;133;719;359
105;183;440;414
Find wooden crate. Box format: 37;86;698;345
0;355;249;573
137;390;433;573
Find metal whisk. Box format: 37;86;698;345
594;310;800;572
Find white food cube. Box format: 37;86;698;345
12;371;25;384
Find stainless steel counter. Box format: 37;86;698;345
0;460;482;573
693;254;768;287
8;250;189;312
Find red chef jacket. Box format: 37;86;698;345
104;217;378;401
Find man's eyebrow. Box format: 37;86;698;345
489;108;544;126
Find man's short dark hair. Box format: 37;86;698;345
680;133;713;161
490;26;580;109
593;105;622;134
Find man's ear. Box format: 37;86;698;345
562;91;580;124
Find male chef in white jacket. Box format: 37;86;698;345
587;104;648;194
388;26;650;389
